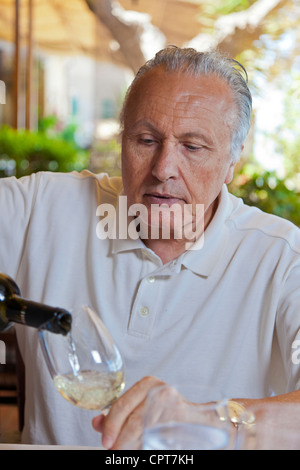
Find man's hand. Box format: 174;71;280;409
92;376;166;449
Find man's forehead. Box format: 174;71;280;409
128;67;235;115
125;67;236;133
136;65;232;94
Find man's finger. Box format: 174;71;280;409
101;376;165;449
92;414;105;433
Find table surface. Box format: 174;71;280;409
0;443;103;450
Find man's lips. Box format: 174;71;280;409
144;193;185;205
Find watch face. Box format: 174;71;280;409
228;401;246;426
228;401;256;429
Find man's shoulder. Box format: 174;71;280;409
37;169;122;189
228;191;300;254
35;170;123;203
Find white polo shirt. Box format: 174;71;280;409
0;170;300;446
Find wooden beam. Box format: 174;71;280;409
25;0;33;130
13;0;20;129
85;0;146;73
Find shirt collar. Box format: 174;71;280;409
111;196;143;254
111;185;233;277
181;185;233;277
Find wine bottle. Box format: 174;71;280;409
0;273;72;335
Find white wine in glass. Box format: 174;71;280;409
39;305;125;411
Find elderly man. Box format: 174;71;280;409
0;46;299;448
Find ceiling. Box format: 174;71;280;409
0;0;205;66
120;0;204;44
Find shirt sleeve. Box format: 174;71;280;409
0;173;40;278
276;260;300;392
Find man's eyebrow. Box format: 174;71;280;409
129;121;215;147
130;120;159;133
178;132;215;147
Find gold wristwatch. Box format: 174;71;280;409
217;400;255;429
227;400;248;428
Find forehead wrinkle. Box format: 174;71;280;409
128;93;177;135
126;72;236;142
129;101;222;147
134;91;214;127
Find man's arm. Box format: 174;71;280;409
0;174;39;276
235;389;300;409
92;376;300;450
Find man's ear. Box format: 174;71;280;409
225;161;236;185
225;145;244;184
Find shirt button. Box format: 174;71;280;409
140;306;149;317
147;276;156;284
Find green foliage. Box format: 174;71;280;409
202;0;256;16
0;118;89;178
271;73;300;179
37;115;59;134
229;165;300;226
90;138;122;177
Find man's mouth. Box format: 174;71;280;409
144;193;184;206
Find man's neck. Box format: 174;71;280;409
142;197;219;265
143;238;188;264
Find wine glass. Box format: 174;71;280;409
141;384;237;450
38;305;125;411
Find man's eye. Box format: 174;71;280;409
185;144;203;152
139;137;156;145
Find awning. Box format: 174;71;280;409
0;0;203;64
0;0;114;59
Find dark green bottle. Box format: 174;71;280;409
0;273;72;335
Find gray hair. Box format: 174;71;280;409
120;45;253;163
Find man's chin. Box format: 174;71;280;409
127;198;204;241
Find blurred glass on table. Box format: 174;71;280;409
142;384;237;450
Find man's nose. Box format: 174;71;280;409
151;142;179;182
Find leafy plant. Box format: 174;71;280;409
202;0;256;16
90;138;122;177
229;164;300;226
0;120;89;178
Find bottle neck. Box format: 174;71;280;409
5;295;72;335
